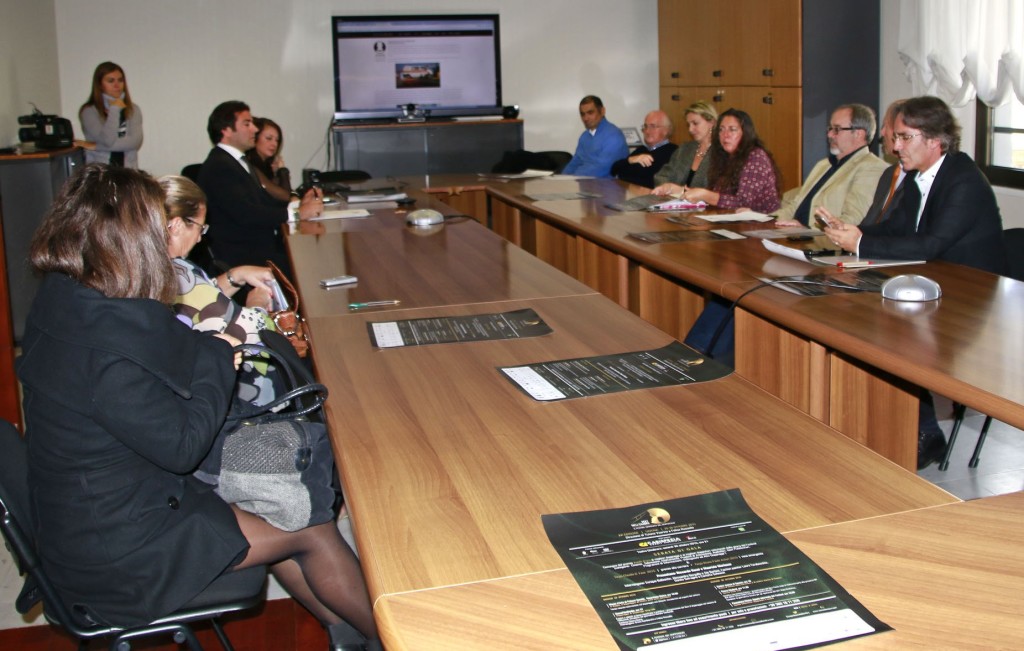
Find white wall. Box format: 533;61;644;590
50;0;659;177
0;0;61;147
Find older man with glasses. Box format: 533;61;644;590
611;110;678;188
774;103;888;229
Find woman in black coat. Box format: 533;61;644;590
17;165;378;649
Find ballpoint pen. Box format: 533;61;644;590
349;300;401;310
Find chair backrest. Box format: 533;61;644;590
180;163;203;182
491;150;572;174
1003;228;1024;281
0;420;31;532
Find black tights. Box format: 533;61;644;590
231;507;377;639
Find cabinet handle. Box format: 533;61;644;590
671;94;681;102
713;93;724;102
762;68;774;77
671;72;679;79
762;94;774;105
712;69;722;77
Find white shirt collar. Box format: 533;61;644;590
913;153;945;229
217;143;250;173
916;153;945;189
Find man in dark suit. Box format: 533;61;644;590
825;96;1006;274
197;101;322;281
823;96;1007;469
611;110;677;188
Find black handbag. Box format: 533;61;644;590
196;331;335;532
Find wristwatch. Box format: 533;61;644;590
226;271;245;288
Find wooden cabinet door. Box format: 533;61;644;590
658;0;686;86
760;87;802;189
767;0;802;87
660;85;701;145
660;0;722;86
716;1;773;85
705;86;802;190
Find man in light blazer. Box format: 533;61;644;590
773;103;888;228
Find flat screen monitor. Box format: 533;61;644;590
332;14;502;122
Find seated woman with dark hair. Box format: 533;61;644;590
679;108;782;213
19;164;380;651
244;117;293;202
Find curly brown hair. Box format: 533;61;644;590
707;108;783;196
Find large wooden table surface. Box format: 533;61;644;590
483;177;1024;434
730;260;1024;432
307;293;955;604
374;491;1024;650
287;201;594;319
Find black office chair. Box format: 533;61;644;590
939;228;1024;470
319;169;371;184
181;163;203;182
491;150;572;174
0;420;268;651
536;151;573;173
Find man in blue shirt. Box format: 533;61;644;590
562;95;629;178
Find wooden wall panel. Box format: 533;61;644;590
829;353;919;472
576;239;629;307
534;221;577;278
632;266;705;342
734;309;816;414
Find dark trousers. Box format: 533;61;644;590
683;297;735;367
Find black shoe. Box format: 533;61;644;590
328;621;365;651
917;431;947;470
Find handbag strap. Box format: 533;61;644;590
229;343;328;423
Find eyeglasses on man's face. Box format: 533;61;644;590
826;125;861;134
641;123;666;131
892;132;922;142
184;217;209;235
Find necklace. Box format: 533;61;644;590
695;146;709;159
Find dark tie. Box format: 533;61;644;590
880;166;900;216
902;172;922;231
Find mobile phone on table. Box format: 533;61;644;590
320;275;358;288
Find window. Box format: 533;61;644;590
976;96;1024;189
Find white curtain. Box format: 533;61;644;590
899;0;1024;107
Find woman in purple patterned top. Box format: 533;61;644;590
681;108;782;213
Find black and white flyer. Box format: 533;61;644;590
542;489;889;650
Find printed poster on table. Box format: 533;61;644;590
368;308;551;348
500;341;731;401
542;489;890;650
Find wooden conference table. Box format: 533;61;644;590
438;176;1024;471
375;491;1024;650
284;196;979;649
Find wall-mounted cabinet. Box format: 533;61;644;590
659;0;879;190
659;0;800;88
